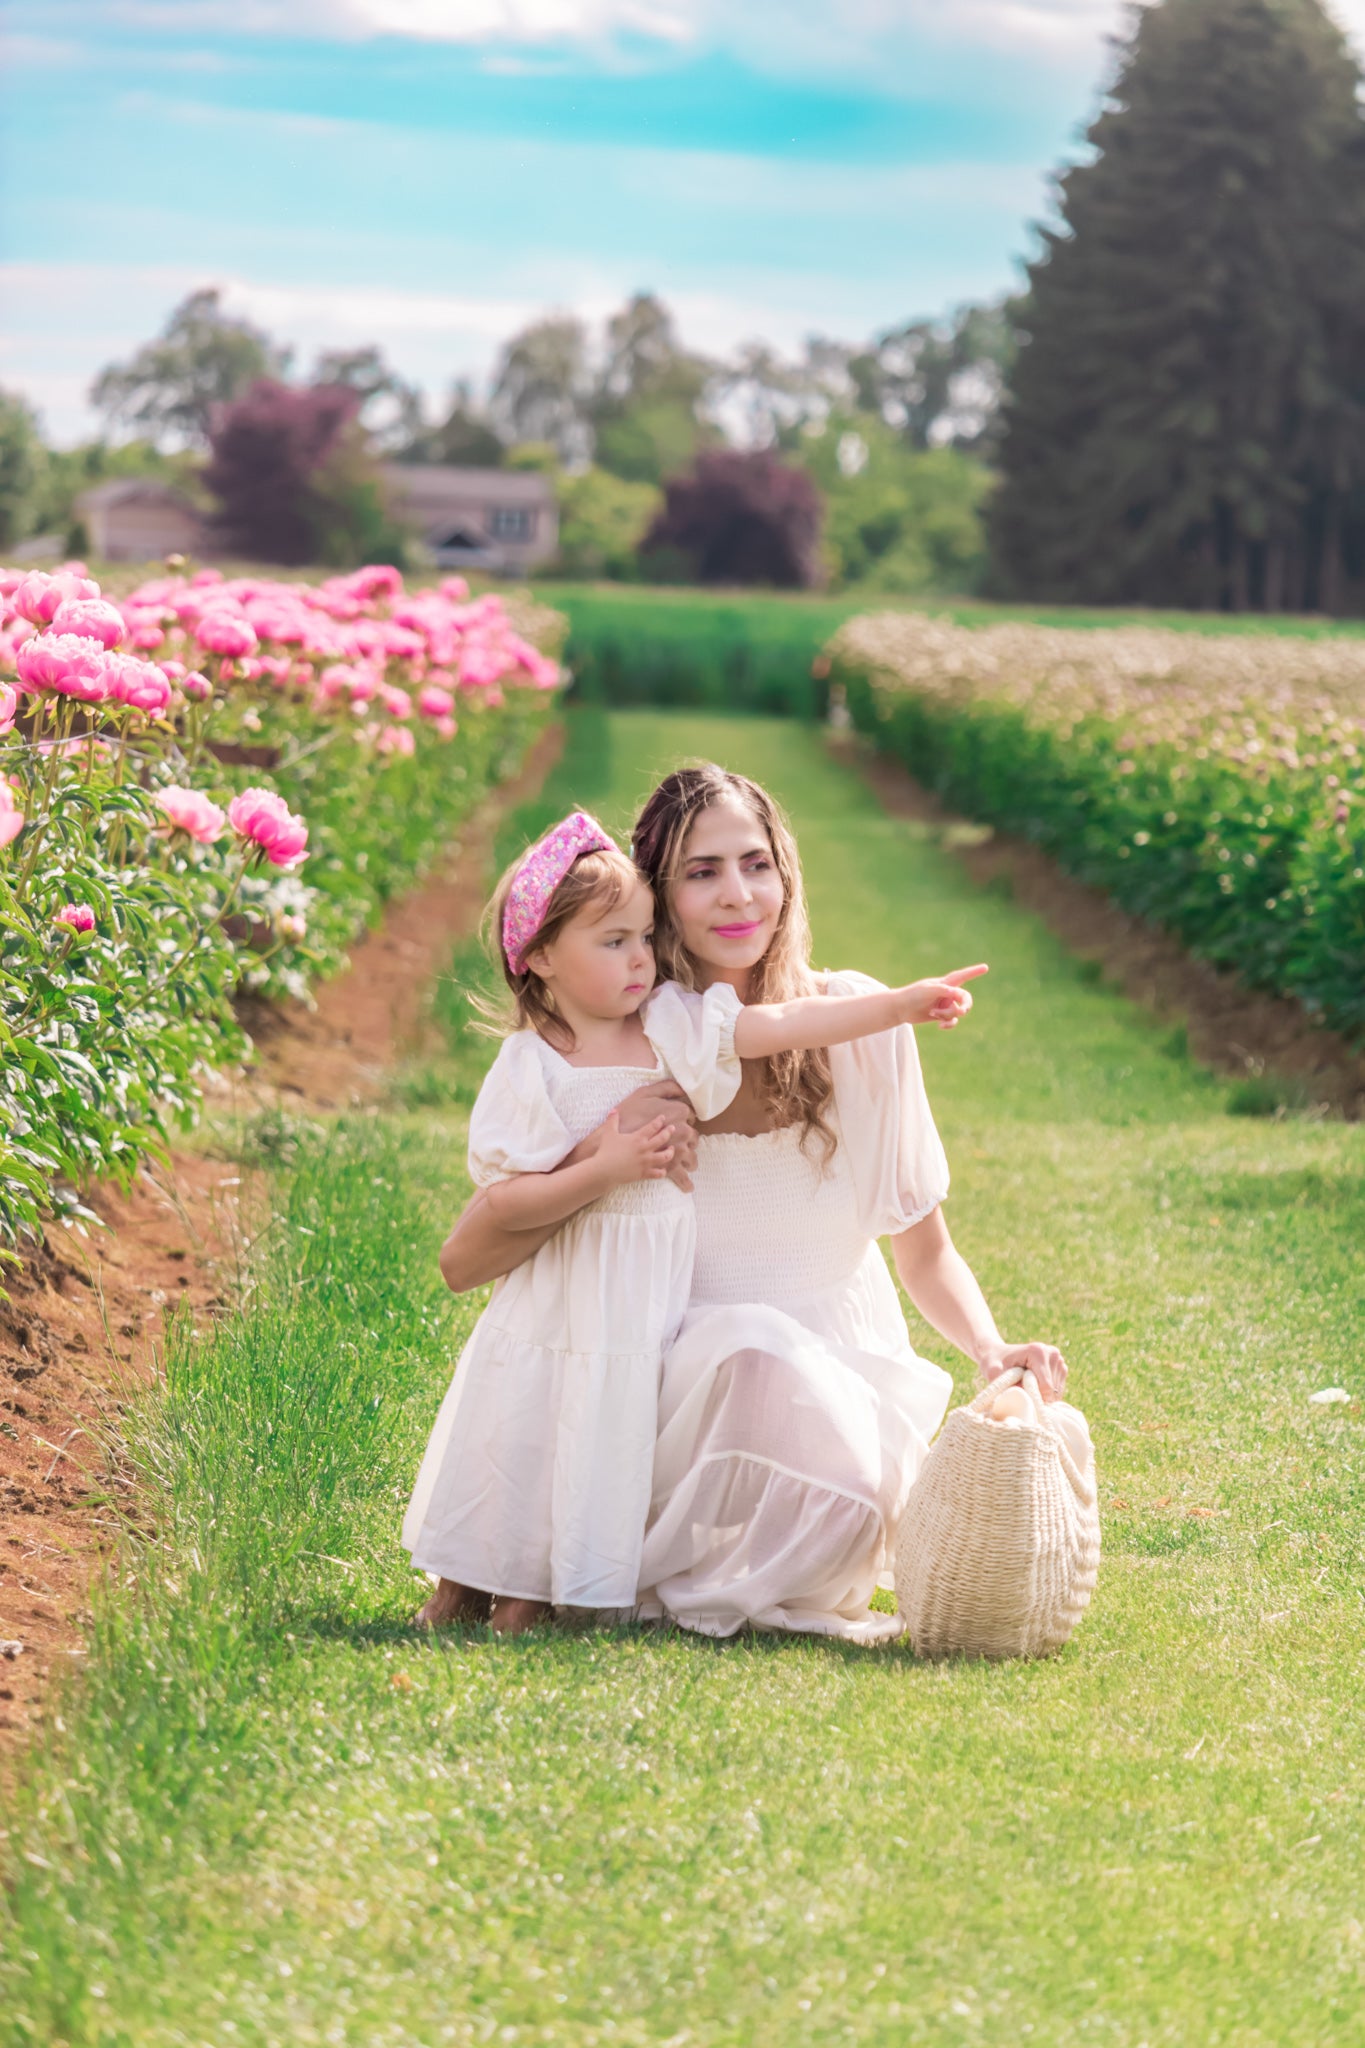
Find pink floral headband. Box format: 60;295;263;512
502;810;616;974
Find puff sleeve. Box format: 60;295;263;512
467;1033;576;1187
825;969;950;1238
641;979;744;1121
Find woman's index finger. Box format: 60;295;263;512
940;964;989;986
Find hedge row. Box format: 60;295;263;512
541;585;844;719
829;611;1365;1042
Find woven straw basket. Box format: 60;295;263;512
893;1368;1100;1660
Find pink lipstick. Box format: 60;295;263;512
713;920;762;939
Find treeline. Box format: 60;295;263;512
0;287;1002;596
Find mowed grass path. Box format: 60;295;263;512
4;711;1364;2047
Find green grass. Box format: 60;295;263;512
4;711;1365;2046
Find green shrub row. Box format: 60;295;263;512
830;611;1365;1043
540;585;846;719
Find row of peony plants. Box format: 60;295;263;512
827;612;1365;1041
0;560;563;1254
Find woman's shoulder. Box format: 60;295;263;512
645;978;742;1016
819;967;889;998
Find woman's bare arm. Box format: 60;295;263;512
734;965;987;1058
438;1079;699;1295
889;1205;1068;1400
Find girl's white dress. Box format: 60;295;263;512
636;971;955;1644
402;982;743;1609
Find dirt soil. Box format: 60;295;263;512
0;723;562;1756
839;736;1365;1118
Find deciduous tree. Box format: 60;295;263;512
204;379;369;563
91;288;289;449
643;449;824;588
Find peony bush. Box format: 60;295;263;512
0;561;563;1253
828;612;1365;1041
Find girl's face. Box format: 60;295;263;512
528;877;657;1023
670;796;784;984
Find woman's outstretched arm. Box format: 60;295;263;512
734;965;988;1058
439;1079;699;1295
889;1204;1069;1400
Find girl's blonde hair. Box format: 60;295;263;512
482;837;644;1052
631;763;836;1157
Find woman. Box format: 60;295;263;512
438;763;1067;1642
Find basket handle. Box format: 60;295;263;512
983;1367;1097;1508
984;1364;1046;1414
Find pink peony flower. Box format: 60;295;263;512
0;682;16;735
155;785;227;843
418;684;455;719
179;670;214;703
0;782;23;848
440;575;470;602
195;611;259;659
228;786;308;868
54;903;95;934
50;597;125;649
346;564;404;602
434;715;458;741
12;570;98;626
16;633;110;702
102;653;174;717
376;723;415;757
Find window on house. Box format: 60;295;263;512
488;506;534;541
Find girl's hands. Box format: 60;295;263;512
616;1078;698;1191
594;1110;676;1189
979;1339;1069;1402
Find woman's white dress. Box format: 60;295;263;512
636;971;955;1644
401;982;742;1609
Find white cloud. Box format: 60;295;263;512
38;0;1365;68
86;0;698;41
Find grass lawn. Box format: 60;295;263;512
4;710;1364;2047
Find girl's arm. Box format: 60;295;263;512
484;1113;673;1230
734;964;988;1060
439;1080;698;1293
889;1204;1069;1401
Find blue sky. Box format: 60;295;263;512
4;0;1362;444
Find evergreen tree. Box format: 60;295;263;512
990;0;1365;612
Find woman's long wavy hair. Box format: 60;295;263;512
632;763;836;1157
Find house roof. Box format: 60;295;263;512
75;478;201;512
380;464;554;509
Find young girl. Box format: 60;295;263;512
403;809;985;1633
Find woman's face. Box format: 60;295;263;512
670;795;785;982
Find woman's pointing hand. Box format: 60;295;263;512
897;963;989;1030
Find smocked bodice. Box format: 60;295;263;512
690;1123;871;1306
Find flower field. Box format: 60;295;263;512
829;612;1365;1042
0;561;562;1253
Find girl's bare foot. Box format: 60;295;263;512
490;1597;550;1636
413;1578;492;1629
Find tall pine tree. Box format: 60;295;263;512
990;0;1365;612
